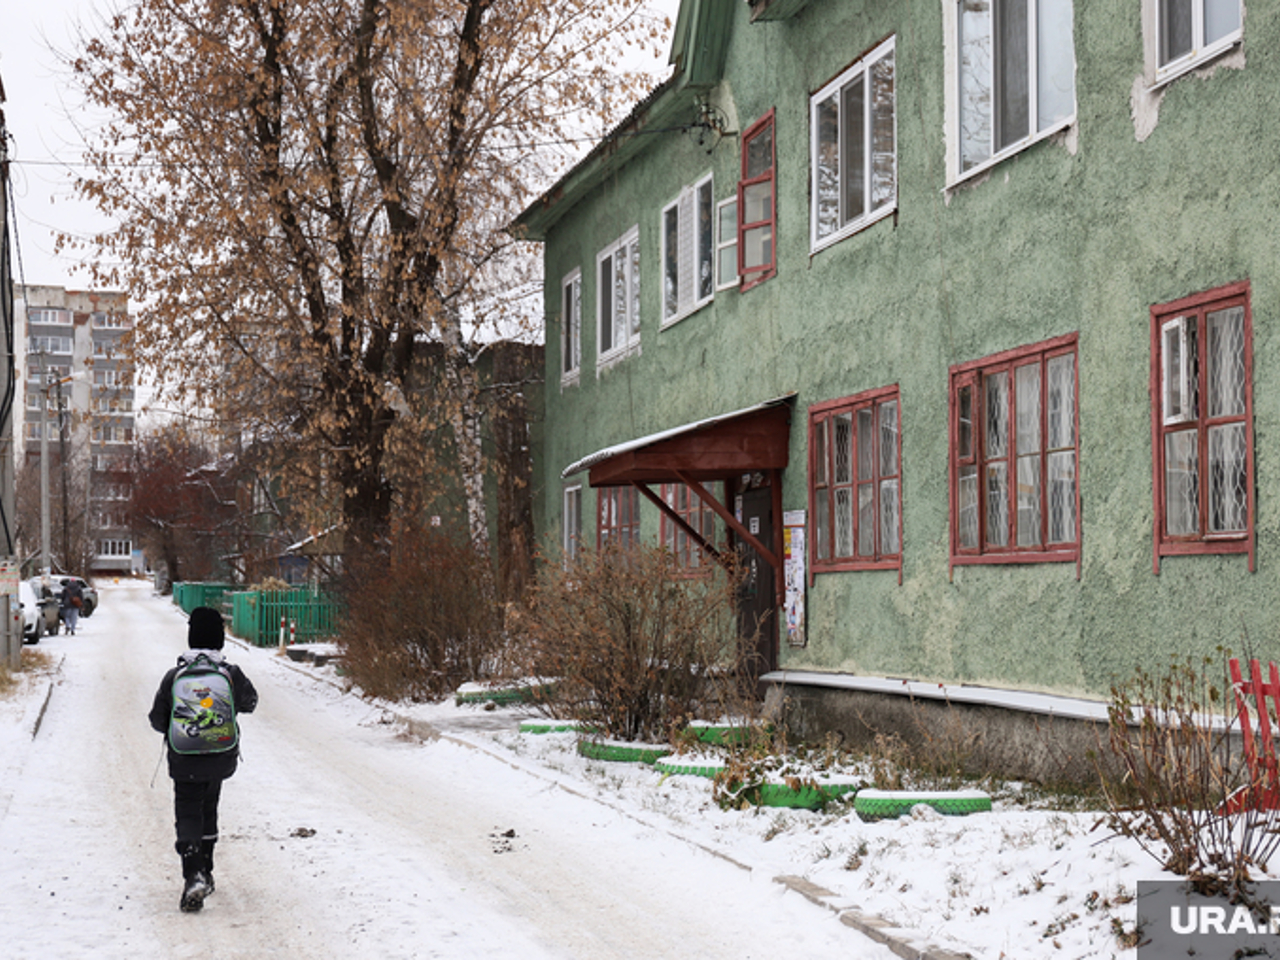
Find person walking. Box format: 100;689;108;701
148;606;258;912
60;578;84;635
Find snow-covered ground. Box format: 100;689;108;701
0;581;1174;958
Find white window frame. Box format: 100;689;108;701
596;225;641;369
1161;316;1196;426
563;484;582;562
715;197;739;290
30;336;73;355
660;173;715;327
1146;0;1242;87
91;312;128;329
561;268;582;387
809;36;897;253
945;0;1077;188
28;309;71;325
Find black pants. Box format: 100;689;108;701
173;778;222;854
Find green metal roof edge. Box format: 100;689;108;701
511;0;735;242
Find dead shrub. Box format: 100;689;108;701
518;542;754;743
1095;653;1280;902
338;524;504;701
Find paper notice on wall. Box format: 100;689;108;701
782;511;806;648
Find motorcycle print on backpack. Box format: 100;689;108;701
168;654;239;755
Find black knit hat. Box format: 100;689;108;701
188;606;225;650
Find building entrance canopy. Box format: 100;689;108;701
561;394;794;599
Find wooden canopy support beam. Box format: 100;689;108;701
631;482;725;567
675;470;780;573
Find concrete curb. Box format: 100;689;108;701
396;709;974;960
775;874;973;960
28;655;65;740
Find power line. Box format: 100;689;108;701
3;119;718;173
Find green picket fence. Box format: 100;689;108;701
171;582;238;616
230;588;343;646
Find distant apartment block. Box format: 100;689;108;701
14;285;137;575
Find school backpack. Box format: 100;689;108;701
168;654;239;755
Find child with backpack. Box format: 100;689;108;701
148;606;258;912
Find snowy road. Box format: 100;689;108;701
0;582;891;959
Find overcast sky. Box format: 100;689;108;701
2;0;113;290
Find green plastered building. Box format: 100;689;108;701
515;0;1275;771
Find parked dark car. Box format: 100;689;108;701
54;576;97;618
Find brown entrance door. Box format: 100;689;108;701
735;485;778;677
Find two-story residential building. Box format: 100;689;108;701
516;0;1271;775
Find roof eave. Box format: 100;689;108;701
512;0;735;242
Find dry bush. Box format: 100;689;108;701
1096;653;1280;902
338;525;504;702
518;543;753;743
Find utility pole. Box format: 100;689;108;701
38;351;50;574
54;373;70;570
0;76;19;670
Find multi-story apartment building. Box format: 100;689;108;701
14;285;136;575
516;0;1271;776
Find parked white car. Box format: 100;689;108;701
18;582;42;644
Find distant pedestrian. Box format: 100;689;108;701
148;607;258;912
61;579;84;635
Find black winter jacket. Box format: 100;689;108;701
149;650;258;781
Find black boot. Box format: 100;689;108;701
200;839;216;895
179;846;209;913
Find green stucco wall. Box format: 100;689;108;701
534;0;1280;699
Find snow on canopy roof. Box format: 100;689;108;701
560;393;796;480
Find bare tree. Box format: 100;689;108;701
67;0;666;551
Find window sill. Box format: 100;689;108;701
596;343;641;374
660;298;713;331
560;371;580;390
950;548;1079;567
1150;34;1242;90
945;116;1076;193
813;558;901;575
810;202;896;256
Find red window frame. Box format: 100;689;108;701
659;482;717;571
1149;281;1254;573
808;385;902;575
597;485;641;549
738;110;776;290
948;333;1080;570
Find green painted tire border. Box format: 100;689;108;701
576;740;668;765
685;724;750;746
654;756;726;778
757;782;858;809
718;781;859;810
854;791;992;821
518;719;581;734
455;682;552;706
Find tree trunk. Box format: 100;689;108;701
442;325;489;557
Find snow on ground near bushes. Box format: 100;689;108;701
369;690;1172;960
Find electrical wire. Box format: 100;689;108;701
1;132;19;555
